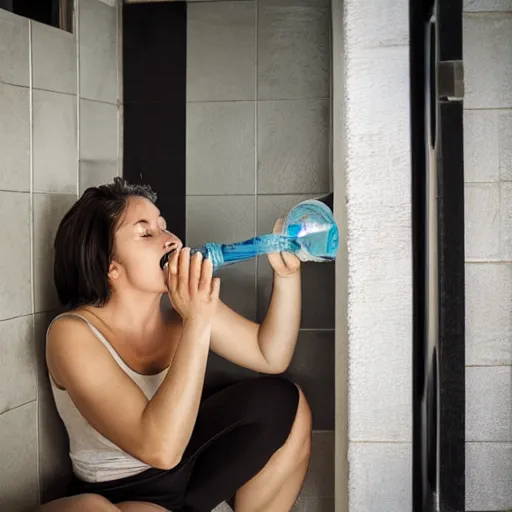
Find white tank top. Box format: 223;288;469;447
47;312;170;483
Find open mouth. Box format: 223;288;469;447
160;249;176;270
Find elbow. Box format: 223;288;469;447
141;439;183;470
146;450;182;470
266;360;290;375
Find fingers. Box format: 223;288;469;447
281;251;300;269
273;217;284;235
178;248;191;293
210;277;221;298
189;252;203;295
199;257;213;292
166;249;179;294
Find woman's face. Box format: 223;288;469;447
111;196;182;294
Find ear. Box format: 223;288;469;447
108;260;121;281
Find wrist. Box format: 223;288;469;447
183;316;212;334
274;268;301;281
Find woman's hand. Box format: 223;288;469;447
267;218;301;278
166;248;220;324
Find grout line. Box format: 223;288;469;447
186;192;330;198
0;312;34;323
349;440;412;444
254;0;259;317
30;87;77;98
76;0;81;198
187;97;330;104
465;440;512;444
27;19;41;505
0;80;30;90
0;398;38;418
116;0;122;178
466;363;512;367
463;106;512;112
465;259;512;264
299;328;335;332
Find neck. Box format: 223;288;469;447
95;289;164;335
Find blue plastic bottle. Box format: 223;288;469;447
160;199;339;273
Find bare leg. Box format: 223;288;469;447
36;494;166;512
36;494;121;512
117;502;167;512
234;385;312;512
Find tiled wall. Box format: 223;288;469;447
463;1;512;510
186;0;334;510
0;1;121;509
338;1;412;511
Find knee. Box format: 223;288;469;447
74;494;117;510
291;384;312;461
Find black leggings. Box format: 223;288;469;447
66;377;299;512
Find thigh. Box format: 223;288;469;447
117;502;167;512
37;494;120;512
179;376;299;512
184;376;299;459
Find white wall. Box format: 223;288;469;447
463;1;512;510
0;1;121;509
334;1;412;511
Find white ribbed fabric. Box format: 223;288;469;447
47;313;169;483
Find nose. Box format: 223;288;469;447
163;236;182;252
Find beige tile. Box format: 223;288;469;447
463;109;499;183
464;183;500;260
79;99;118;193
464;0;512;12
258;100;330;194
465;263;512;365
187;102;255;195
80;99;118;161
79;0;118;103
463;13;512;108
0;402;38;512
466;366;512;441
0;316;36;415
32;20;77;95
498;110;512;180
187;1;256;102
258;0;330;100
79;160;118;194
0;192;31;320
33;90;77;194
33;193;77;313
499;182;512;259
187;195;256;320
0;9;29;87
0;82;30;191
466;442;512;510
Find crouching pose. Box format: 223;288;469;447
38;178;312;512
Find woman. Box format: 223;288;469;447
40;178;312;512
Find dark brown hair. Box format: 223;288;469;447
53;177;157;308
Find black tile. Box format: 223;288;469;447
123;2;187;105
257;260;335;330
262;330;335;430
123;102;186;242
203;351;259;397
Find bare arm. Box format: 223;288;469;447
47;250;219;470
210;218;302;374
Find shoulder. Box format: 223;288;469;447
46;313;110;389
